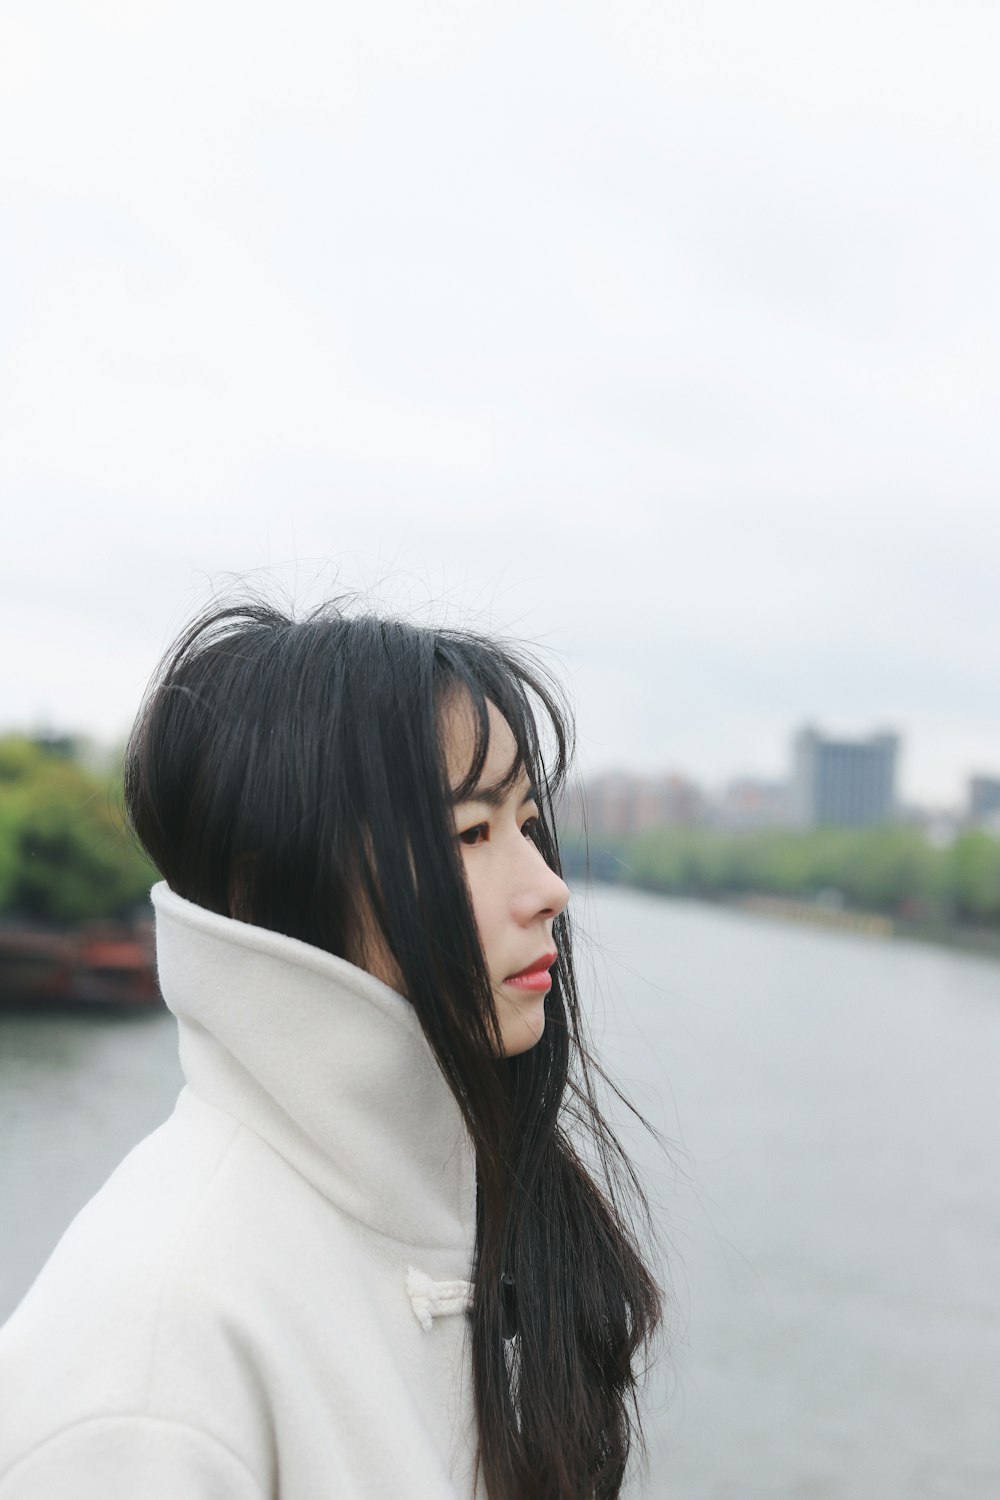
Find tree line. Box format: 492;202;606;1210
0;736;154;924
559;822;1000;927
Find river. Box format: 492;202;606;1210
2;885;998;1498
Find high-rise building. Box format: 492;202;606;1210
791;726;899;828
968;776;1000;825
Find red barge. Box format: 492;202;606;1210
0;921;160;1008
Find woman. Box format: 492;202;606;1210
0;598;662;1500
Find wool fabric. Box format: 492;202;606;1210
0;883;484;1498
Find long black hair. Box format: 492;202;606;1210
124;595;663;1500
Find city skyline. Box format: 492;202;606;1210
569;721;996;822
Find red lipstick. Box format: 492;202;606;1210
503;952;557;992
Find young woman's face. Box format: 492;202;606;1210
442;694;570;1057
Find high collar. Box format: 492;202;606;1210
152;882;477;1257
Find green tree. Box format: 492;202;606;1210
949;831;1000;923
835;827;942;912
0;736;155;923
604;822;957;919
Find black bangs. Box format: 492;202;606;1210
432;632;571;812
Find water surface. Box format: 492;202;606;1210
2;888;998;1498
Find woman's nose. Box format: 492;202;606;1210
514;845;570;923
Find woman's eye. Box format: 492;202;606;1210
457;822;489;847
520;816;540;841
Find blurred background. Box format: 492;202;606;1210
2;2;999;1496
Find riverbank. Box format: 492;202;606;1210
571;868;1000;964
729;891;1000;961
560;823;1000;963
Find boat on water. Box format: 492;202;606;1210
0;920;160;1008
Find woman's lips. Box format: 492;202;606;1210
503;952;557;992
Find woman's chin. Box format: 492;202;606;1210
496;995;547;1057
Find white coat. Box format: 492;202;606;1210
0;883;484;1498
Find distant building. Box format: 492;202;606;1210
638;773;705;831
586;773;643;837
714;777;791;831
968;776;1000;825
791;725;899;828
561;771;706;838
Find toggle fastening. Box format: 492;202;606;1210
405;1266;474;1332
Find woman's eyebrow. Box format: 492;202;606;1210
451;781;537;809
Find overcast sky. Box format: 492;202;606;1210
2;1;998;806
